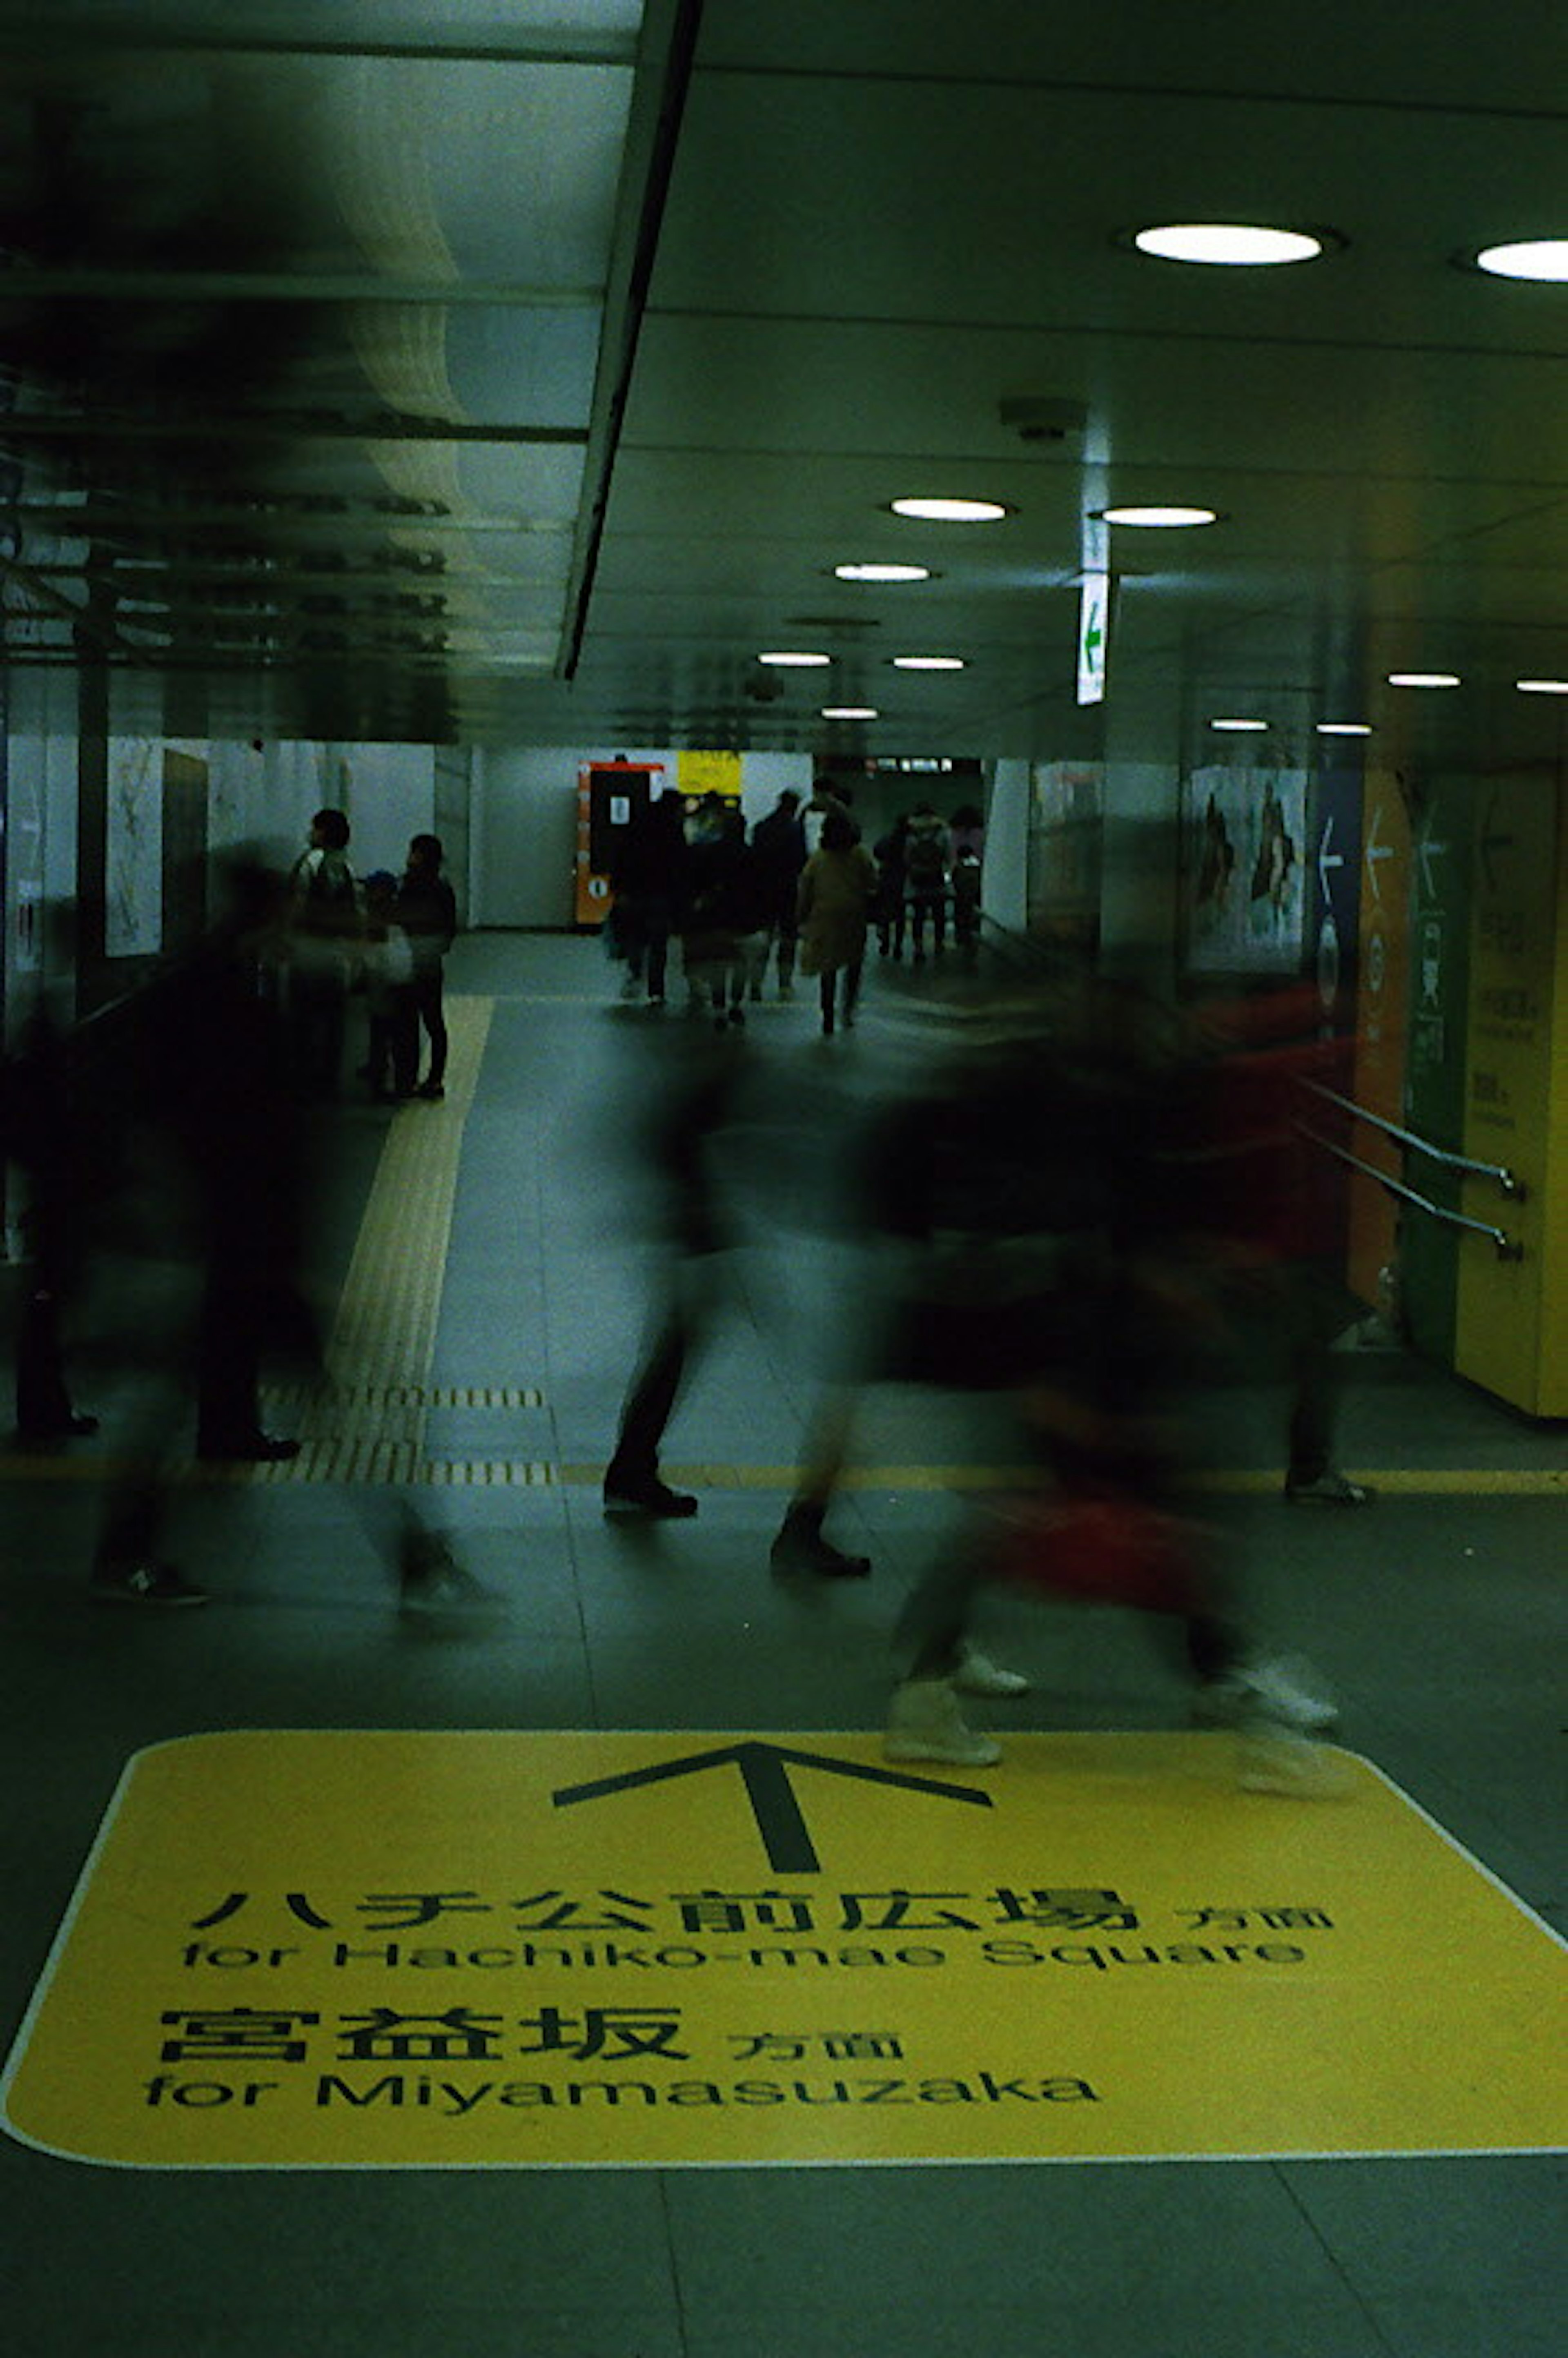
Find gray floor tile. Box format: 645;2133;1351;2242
686;2289;1390;2358
3;935;1565;2358
1369;2290;1567;2358
1278;2155;1568;2298
664;2157;1351;2311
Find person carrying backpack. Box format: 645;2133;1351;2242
903;803;951;962
285;807;362;1096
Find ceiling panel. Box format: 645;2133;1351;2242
653;76;1568;350
697;0;1568;118
0;0;1563;763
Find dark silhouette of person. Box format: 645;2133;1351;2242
5;913;98;1443
285;806;361;1096
91;854;314;1605
610;791;688;1007
394;833;457;1099
750;788;808;998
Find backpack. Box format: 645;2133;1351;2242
905;825;947;890
294;848;358;937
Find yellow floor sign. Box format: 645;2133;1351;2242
2;1729;1563;2168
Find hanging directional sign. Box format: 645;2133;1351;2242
3;1729;1563;2169
1076;572;1108;704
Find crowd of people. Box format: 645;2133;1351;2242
284;810;457;1103
597;936;1371;1793
4;787;1369;1798
608;781;987;1035
2;813;459;1605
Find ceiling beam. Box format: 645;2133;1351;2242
0;414;590;446
0;270;603;307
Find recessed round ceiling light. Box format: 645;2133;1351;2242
891;654;966;671
821;705;878;721
1473;239;1568;283
757;650;830;667
1133;223;1327;266
1099;504;1218;527
1516;677;1568;694
1210;717;1269;732
1387;671;1461;688
889;496;1010;523
1316;722;1373;736
834;562;932;582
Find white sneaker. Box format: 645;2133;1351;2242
1236;1727;1354;1800
884;1679;1001;1767
953;1645;1029;1698
1195;1656;1338;1734
1284;1469;1374;1506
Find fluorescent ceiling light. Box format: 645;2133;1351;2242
1100;505;1217;527
1316;722;1373;736
1388;671;1460;688
889;496;1009;523
1210;717;1268;732
757;650;830;666
822;705;878;720
834;562;932;582
1133;223;1326;266
892;655;966;670
1474;239;1568;282
1516;677;1568;694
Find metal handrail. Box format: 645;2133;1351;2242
1297;1123;1523;1260
1302;1079;1525;1198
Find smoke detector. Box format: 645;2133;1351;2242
998;396;1088;444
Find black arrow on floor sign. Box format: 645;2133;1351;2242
553;1740;993;1872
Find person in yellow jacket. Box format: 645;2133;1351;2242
796;809;878;1035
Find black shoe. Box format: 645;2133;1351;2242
197;1431;301;1464
91;1561;207;1607
770;1510;871;1579
18;1411;98;1442
603;1467;698;1518
416;1080;445;1101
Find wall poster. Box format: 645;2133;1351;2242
1181;765;1307;975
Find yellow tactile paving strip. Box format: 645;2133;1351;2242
246;994;498;1483
315;996;491;1400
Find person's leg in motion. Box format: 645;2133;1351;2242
771;1386;872;1580
819;970;837;1035
604;1259;714;1518
1282;1262;1373;1504
883;1533;1026;1765
414;969;448;1098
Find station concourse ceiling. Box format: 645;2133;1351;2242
0;1;1564;777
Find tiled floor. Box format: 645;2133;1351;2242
0;932;1562;2357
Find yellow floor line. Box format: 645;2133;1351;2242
560;1462;1568;1498
4;1452;1567;1498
